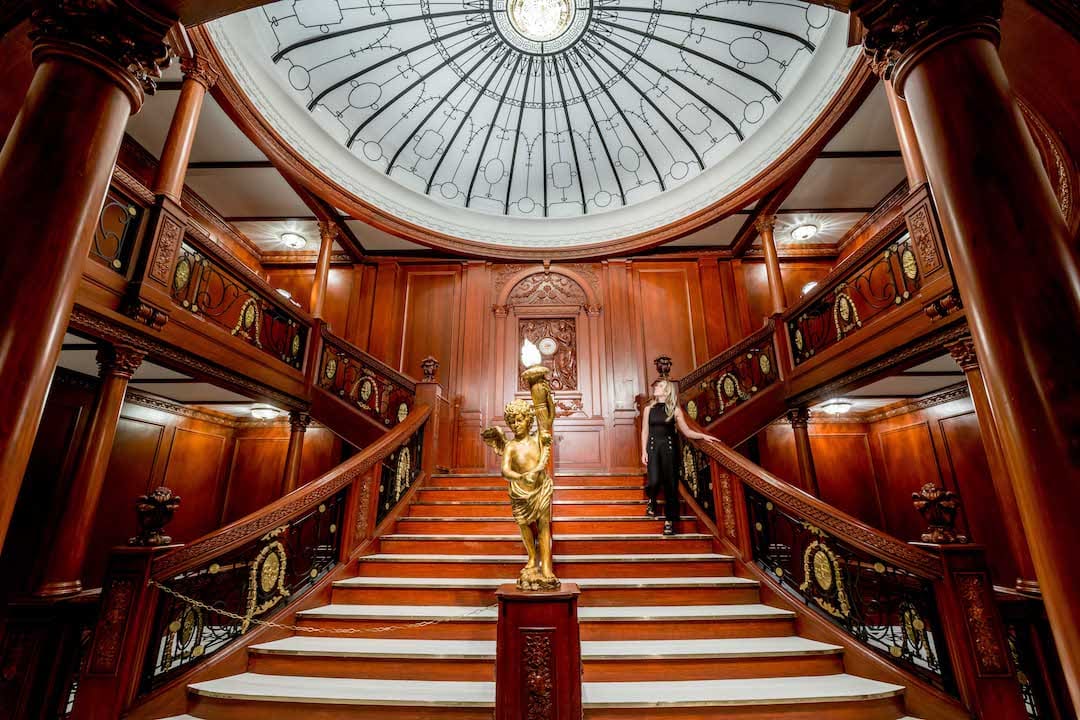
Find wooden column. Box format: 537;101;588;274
281;410;311;494
756;215;787;316
786;407;820;497
35;344;145;597
883;81;927;187
152;55;218;201
858;1;1080;704
309;221;335;320
0;2;172;551
947;335;1038;594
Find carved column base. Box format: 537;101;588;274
496;582;581;720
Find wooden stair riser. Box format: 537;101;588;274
188;697;494;720
408;501;661;518
418;487;645;502
426;475;643;488
580;616;795;641
295;617;496;640
582;697;907;720
329;584;760;607
396;518;701;534
376;536;714;555
355;559;734;578
582;652;844;682
247;653;495;682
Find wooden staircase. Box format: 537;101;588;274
167;473;920;719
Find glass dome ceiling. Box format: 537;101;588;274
209;0;857;250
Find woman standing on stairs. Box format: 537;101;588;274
641;379;718;536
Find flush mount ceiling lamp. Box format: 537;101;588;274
276;288;292;299
791;223;819;241
801;281;819;296
250;403;282;420
508;0;573;41
280;232;307;249
819;398;853;415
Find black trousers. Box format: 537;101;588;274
646;434;680;522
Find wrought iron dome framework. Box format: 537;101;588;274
256;0;832;220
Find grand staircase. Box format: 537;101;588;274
169;473;920;719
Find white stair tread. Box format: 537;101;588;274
189;673;495;706
297;604;499;620
580;637;842;658
251;637;496;658
334;575;755;588
248;636;840;659
579;604;794;620
384;533;712;540
581;674;904;707
402;515;696;521
362;552;731;562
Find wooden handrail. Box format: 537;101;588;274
689;436;944;579
679;320;777;389
319;324;418;393
151;403;430;579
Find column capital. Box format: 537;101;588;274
29;0;175;111
96;343;146;379
753;214;776;234
318;220;338;244
180;54;220;90
856;0;1002;89
786;406;811;428
289;410;313;432
946;335;980;371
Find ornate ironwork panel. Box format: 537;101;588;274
746;486;955;693
140;490;344;693
90;193;142;274
171;243;308;369
678;335;778;424
787;231;920;365
317;339;417;427
680;440;715;522
376;424;425;524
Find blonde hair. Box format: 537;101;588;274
652;379;678;421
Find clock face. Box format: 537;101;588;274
538;337;558;355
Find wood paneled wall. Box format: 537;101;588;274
755;396;1019;585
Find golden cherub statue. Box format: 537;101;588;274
480;341;559;591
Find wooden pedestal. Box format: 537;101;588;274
495;582;582;720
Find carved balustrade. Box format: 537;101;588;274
316;328;418;428
678;440;715;523
170;241;309;370
677;322;780;426
688;437;1028;720
89;190;144;275
72;406;433;719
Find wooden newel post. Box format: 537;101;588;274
72;545;180;720
414;356;444;480
915;543;1028;720
496;583;582;720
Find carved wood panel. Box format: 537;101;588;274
518;318;578;392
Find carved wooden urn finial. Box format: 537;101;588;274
912;483;968;544
129;487;181;546
421;355;440;382
654;355;673;380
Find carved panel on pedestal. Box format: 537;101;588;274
520;629;555;720
518;318;578;392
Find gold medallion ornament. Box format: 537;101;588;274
290;334;301;357
242;527;291;633
232;297;263;346
682;445;699;496
833;291;861;340
812;549;834;592
901;248;919;280
359;377;374;402
800;539;851;619
397;402;409;422
173;257;192;291
758;353;771;375
324;356;337;380
260;550;281;593
393;447;412;500
686;400;698;420
794;328;804;352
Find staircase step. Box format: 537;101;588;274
295;604;497;640
356;553;734;578
248;638;495;681
187;673;493;719
377;533;715;555
419;486;645;502
331;576;758;606
582;675;907;719
410;499;661;517
397;516;700;534
426;474;644;488
578;604;795;641
581;637;843;681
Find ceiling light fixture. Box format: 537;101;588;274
819;399;853;415
250;403;281;420
791;224;819;241
508;0;572;41
801;281;819;296
276;288;292;299
280;232;307;249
